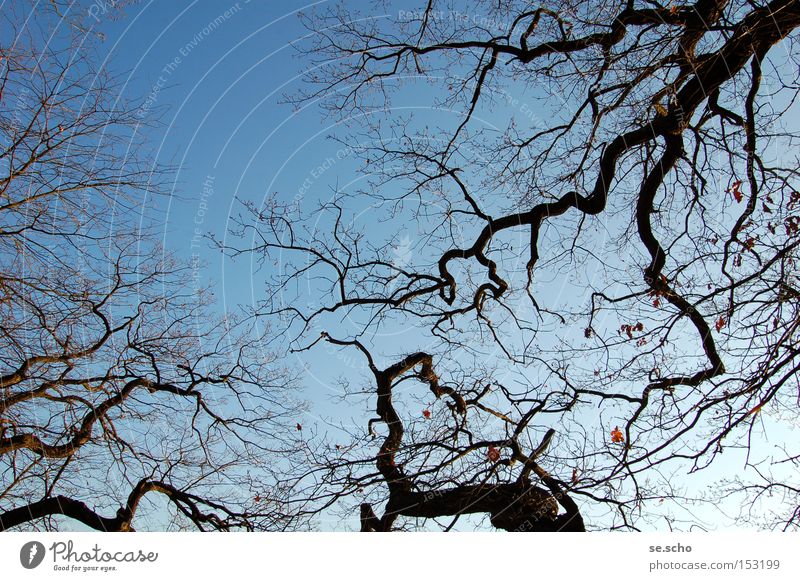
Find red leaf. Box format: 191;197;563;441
571;468;579;485
584;327;592;338
487;445;501;462
728;179;744;203
422;409;431;419
611;426;625;443
254;495;261;503
296;423;302;431
715;316;726;332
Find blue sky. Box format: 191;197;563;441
92;0;336;293
88;0;511;396
82;1;453;529
92;1;375;393
80;1;569;530
61;0;799;531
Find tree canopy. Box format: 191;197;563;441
0;3;302;532
226;0;800;531
2;0;800;533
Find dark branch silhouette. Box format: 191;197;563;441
224;0;800;531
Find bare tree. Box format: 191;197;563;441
225;0;800;531
0;5;304;532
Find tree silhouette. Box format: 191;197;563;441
227;0;800;531
0;4;302;532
